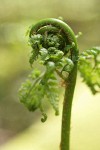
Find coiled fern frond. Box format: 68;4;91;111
19;18;100;123
19;18;78;122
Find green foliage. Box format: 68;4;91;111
19;18;100;124
19;19;76;122
29;34;43;65
19;68;59;122
78;47;100;94
19;35;74;122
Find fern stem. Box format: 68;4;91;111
60;63;77;150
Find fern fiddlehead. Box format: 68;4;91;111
19;18;78;150
19;18;100;150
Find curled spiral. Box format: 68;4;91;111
29;18;78;65
19;18;78;122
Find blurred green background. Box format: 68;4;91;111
0;0;100;150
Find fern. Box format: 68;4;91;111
19;18;76;122
78;47;100;94
19;18;100;150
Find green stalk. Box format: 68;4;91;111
60;63;77;150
